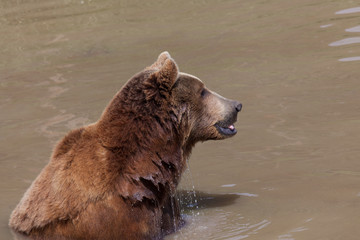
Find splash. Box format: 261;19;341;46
170;189;178;232
179;164;199;213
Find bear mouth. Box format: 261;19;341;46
215;121;237;136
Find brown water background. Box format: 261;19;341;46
1;0;360;239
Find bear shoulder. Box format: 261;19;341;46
52;127;84;159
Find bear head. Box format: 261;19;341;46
97;51;242;159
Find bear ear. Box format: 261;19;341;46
156;58;178;89
148;51;172;70
144;52;178;96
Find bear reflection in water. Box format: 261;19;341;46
9;52;242;240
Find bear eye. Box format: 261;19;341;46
200;88;208;97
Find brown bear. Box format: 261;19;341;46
9;52;242;240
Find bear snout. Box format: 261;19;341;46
213;99;241;138
235;102;242;112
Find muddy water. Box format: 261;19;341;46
1;0;360;239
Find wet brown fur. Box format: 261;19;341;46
9;52;240;240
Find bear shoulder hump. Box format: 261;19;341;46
52;127;85;158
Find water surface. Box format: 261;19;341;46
1;0;360;239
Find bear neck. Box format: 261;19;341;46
95;81;193;165
95;113;189;203
94;79;196;203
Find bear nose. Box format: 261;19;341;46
235;102;242;112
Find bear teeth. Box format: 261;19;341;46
228;125;235;131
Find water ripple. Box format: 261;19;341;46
335;7;360;15
345;25;360;32
338;56;360;62
328;37;360;46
